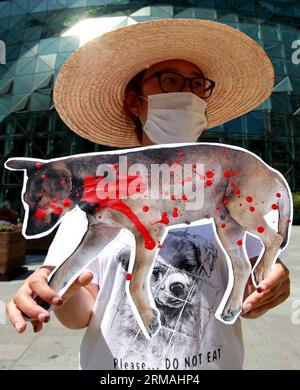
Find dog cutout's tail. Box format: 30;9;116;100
277;174;293;249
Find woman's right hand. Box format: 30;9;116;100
6;266;61;334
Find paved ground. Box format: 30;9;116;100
0;228;299;370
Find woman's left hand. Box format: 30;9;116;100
241;259;290;319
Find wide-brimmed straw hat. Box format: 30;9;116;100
53;18;274;147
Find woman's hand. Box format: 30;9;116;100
6;266;94;333
241;258;290;319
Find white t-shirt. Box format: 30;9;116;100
44;207;286;370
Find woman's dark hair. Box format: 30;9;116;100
123;69;147;144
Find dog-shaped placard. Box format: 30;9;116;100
4;142;293;338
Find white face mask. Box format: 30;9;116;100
139;92;208;144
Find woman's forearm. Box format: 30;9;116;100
53;287;95;329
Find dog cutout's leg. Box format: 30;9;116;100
43;215;123;305
128;231;161;338
247;221;283;288
214;214;251;323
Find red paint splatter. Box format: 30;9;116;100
257;226;264;233
206;171;214;178
276;193;281;198
62;198;72;207
172;208;178;218
249;206;255;212
223;199;229;205
41;175;46;180
237;239;243;246
61;179;66;186
216;206;220;211
224;170;230;178
178;151;184;157
52;207;63;215
52;198;58;203
235;189;241;195
152;212;169;225
35;162;41;169
126;273;132;281
230;182;235;186
272;204;278;210
182;194;188;201
206;180;213;187
220;223;226;228
35;209;46;219
246;196;253;203
142;205;149;212
171;194;176;200
239;203;243;206
230;171;235;177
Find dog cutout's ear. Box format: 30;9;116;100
4;158;39;171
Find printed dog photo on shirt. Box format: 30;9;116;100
106;227;222;370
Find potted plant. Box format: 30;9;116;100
0;208;26;280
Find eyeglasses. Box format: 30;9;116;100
144;71;215;99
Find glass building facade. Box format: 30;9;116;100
0;0;300;211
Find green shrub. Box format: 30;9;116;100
292;192;300;221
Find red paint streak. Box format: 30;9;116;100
35;162;42;169
276;193;281;198
272;204;279;210
82;175;156;250
126;273;132;281
172;207;178;218
62;198;72;207
206;171;214;178
257;226;264;233
246;196;253;203
237;239;243;246
35;209;46;219
142;205;149;212
249;206;255;212
206;180;213;187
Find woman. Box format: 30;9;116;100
6;19;290;369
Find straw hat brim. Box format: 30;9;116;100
53;19;274;147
